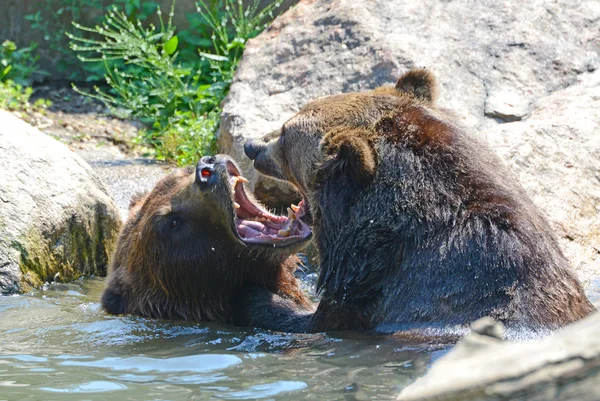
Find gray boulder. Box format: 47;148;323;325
220;0;600;276
0;111;121;294
486;70;600;282
397;313;600;401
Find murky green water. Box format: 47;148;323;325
0;278;452;401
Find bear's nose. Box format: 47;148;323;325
196;156;216;184
244;139;258;160
200;155;215;165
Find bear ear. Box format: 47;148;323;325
395;68;438;104
318;127;376;185
129;191;149;211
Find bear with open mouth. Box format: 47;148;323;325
101;155;313;322
236;69;596;333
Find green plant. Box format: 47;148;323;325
0;80;52;112
0;41;51;112
0;40;45;86
197;0;280;85
69;0;282;165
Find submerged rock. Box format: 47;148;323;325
0;111;121;294
397;314;600;401
220;0;600;277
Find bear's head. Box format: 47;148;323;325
244;69;439;220
103;154;311;320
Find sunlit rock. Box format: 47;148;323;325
0;111;121;294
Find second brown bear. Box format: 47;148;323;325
239;69;596;333
101;155;313;323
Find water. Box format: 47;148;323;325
0;279;450;400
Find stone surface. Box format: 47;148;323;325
73;147;169;221
220;0;600;276
484;90;531;122
0;110;122;294
397;313;600;401
485;70;600;283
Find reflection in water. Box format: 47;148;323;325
60;354;243;373
4;276;597;400
41;381;128;393
214;381;308;399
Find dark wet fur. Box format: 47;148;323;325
236;69;596;333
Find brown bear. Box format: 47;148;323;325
237;69;596;333
101;154;313;322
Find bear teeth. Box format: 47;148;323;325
277;209;296;237
278;228;292;237
234;202;241;209
290;204;300;213
287;207;296;220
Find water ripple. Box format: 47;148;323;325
60;354;242;373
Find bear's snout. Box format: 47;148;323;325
244;139;259;160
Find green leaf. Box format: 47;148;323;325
2;40;16;52
163;36;178;55
199;52;229;62
1;65;12;79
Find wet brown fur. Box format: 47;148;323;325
102;165;312;322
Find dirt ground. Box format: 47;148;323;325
26;82;144;155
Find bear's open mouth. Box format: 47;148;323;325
226;162;311;247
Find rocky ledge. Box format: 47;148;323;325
398;313;600;401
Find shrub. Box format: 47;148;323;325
69;0;282;166
0;41;51;112
1;40;45;86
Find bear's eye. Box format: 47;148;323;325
170;217;182;231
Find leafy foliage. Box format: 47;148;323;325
0;40;45;86
69;0;283;165
0;41;51;112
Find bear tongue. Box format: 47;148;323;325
238;220;280;237
237;223;262;239
239;220;264;231
232;181;310;242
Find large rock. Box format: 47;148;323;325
486;70;600;282
0;111;121;294
220;0;600;276
397;314;600;401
